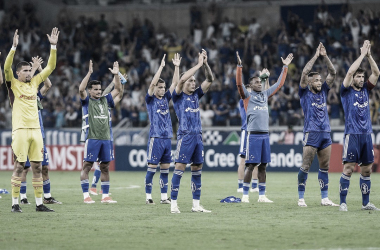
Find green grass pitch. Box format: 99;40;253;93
0;171;380;250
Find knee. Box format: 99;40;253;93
258;164;267;172
100;162;110;172
343;165;354;176
361;166;372;176
191;164;202;171
245;164;255;172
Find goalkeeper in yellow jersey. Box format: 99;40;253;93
5;28;59;213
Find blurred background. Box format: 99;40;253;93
1;0;380;172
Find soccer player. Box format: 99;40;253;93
297;43;339;207
236;51;293;203
89;73;127;196
19;56;62;205
6;28;59;212
79;60;122;204
170;49;213;213
339;40;380;211
145;53;181;205
237;70;270;193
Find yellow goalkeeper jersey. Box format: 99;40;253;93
4;48;56;132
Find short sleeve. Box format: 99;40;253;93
298;85;307;98
340;82;349;97
145;93;154;104
172;89;183;103
195;87;204;99
80;96;89;105
164;90;172;102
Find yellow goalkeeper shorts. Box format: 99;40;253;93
12;128;43;162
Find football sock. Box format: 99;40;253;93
32;177;43;206
243;183;250;195
101;181;110;197
81;179;89;198
360;174;371;206
258;183;266;195
191;170;202;200
298;167;308;199
145;167;156;195
43;179;51;198
20;181;27;196
251;179;258;189
339;173;350;204
11;175;21;205
238;179;243;189
170;169;183;200
318;168;329;199
91;165;101;188
160;169;169;195
193;199;200;208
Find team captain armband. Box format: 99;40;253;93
367;80;375;90
118;72;127;85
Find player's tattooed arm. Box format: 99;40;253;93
176;51;204;95
300;43;321;89
169;53;181;95
366;42;380;86
31;57;52;96
320;44;337;87
79;60;93;100
148;54;165;96
110;61;121;100
201;49;214;93
343;40;370;88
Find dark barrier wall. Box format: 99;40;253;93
115;145;320;172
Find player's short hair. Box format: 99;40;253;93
16;61;31;72
307;72;320;78
249;73;260;83
353;67;365;77
87;80;102;89
157;78;165;84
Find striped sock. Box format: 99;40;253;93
191;170;202;200
258;183;266;195
360;175;371;206
298;167;308;199
32;177;43;206
11;175;22;205
251;179;258;189
318;169;329;199
101;181;110;199
238;179;243;189
339;173;350;204
81;179;90;199
92;166;101;188
243;183;250;195
170;169;183;200
43;179;51;198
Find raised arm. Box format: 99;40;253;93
300;43;321;89
110;61;121;100
169;53;181;95
148;54;165;96
4;30;18;83
105;73;127;104
79;60;93;100
36;27;59;82
267;53;293;98
200;49;214;93
235;51;249;99
31;57;52;96
320;44;337;87
176;52;204;95
343;40;370;88
366;43;380;86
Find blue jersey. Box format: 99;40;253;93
340;81;372;134
299;82;331;132
239;99;247;131
145;91;173;138
172;88;204;136
37;91;45;139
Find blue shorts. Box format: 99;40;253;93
245;133;271;164
342;134;374;165
303;132;332;151
239;130;247;158
175;134;203;165
24;144;49;169
147;137;172;165
99;141;114;163
84;139;112;163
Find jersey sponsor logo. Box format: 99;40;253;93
98;104;104;114
156;109;169;115
353;101;368;108
252;105;268;111
311;102;326;109
185;107;199;112
94;115;108;119
19;94;36;100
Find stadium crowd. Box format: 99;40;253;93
0;2;380;129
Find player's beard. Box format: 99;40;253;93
353;81;363;90
311;86;320;93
